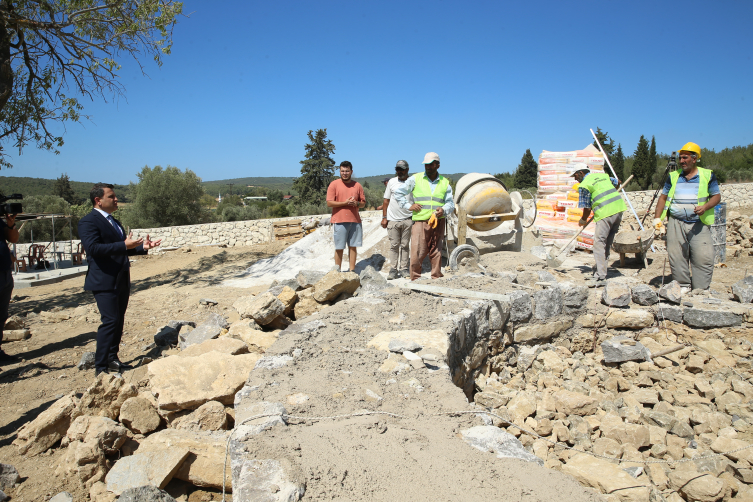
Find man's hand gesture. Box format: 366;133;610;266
124;233;143;250
143;234;162;250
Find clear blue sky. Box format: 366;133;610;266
9;0;753;185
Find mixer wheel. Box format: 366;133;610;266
449;244;480;271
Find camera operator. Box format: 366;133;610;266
0;212;19;362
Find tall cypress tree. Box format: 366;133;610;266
611;144;625;181
52;173;78;205
632;136;652;190
592;127;615;158
649;136;658;187
293;129;336;204
514;149;538;189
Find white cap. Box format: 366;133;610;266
422;152;440;164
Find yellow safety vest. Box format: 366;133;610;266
411;173;450;221
661;167;715;225
578;172;627;222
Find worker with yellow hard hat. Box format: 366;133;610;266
653;142;721;293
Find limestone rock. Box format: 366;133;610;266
506;393;536;421
312;271;360;303
601;336;650;363
77;373;138;420
3;329;30;341
118;486;177;502
119;397;161;435
683;308;742;328
137;429;232;490
148;351;261;411
632;284;658;306
65;416;128;454
508;291;532;323
732;276;753;304
49;493;74;502
536;350;565;374
13;392;79;455
231;457;305;502
659;280;683;304
277;286;298;317
668;468;724;502
178;337;249;358
105;448;190;495
658;306;683;323
473;392;511;409
230;324;278;353
294;296;329;319
388;339;422;353
709;437;753;464
89;481;118;502
602;282;631;307
562;453;650;501
296;269;325;289
600;413;650;449
179;313;229;349
0;464;20;491
461;426;543;465
233;392;287;441
54;440;107;488
175;401;228;431
77;352;96;370
553;390;597;416
266;315;292;330
4;315;25;330
532;288;563;320
513;320;572;344
560;283;589;311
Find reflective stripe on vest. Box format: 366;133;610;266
411;173;450;221
661;167;715;225
579;172;627;222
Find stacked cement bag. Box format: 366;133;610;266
536;147;605;250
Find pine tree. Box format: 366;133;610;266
592;127;615;158
293;129;336;204
649;136;658;188
612;144;625;181
632;136;652;190
514;149;538;189
52;173;78;204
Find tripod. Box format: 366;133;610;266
640;152;678;227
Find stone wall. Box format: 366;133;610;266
622;181;753;214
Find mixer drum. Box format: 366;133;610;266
455;173;513;231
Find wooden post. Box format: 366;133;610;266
458;208;467;246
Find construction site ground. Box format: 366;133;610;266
1;208;753;501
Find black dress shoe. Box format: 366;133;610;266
109;359;133;372
95;368;108;377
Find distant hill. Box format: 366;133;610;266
0;176;130;203
203;173;469;195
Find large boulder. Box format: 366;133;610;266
175;401;228;432
732;276;753;304
312;271;360;303
277;286;298;317
631;284;658;306
77;373;138;420
148;351;261;411
119;397;162;435
532;288;563;320
602;282;631;307
553;390;597;416
137;429;232;491
234;293;284;326
13;392;80;456
64;416;128;454
293;296;329;319
0;464;20;492
105;448;190;495
178;314;228;349
684;308;742;328
54;439;108;489
508;291;532;323
178;337;249;358
658;280;683;304
561;453;650;501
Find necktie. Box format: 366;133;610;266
107;215;123;238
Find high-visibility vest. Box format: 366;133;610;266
411;173;450;221
579;172;627;222
661;167;714;225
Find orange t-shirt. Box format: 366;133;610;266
327;179;365;223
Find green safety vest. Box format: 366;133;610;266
411;172;450;221
579;172;627;222
661;167;714;225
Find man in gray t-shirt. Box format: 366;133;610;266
382;160;413;279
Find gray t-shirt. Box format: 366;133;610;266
383;177;413;221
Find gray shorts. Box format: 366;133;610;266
333;222;363;250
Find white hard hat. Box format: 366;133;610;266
422;152;440;164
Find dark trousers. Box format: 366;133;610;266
93;280;130;371
0;270;13;346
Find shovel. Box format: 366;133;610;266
546;175;633;268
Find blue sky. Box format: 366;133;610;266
8;0;753;185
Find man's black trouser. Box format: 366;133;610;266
93;279;130;372
0;270;13;348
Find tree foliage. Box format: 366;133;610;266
493;171;515;190
16;194;75;242
120;165;208;228
649;136;658;185
631;135;652;190
0;0;183;168
514;149;538;189
293;129;335;204
52;172;77;204
592;127;615;159
611;144;625;181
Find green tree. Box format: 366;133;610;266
593;127;615;159
513;149;538;189
293;129;335;204
611;144;625;181
493;172;515;190
632;135;652;190
52;173;77;204
649;136;658;186
0;1;183;169
16;194;74;243
120;165;209;228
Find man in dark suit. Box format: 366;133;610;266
78;183;161;376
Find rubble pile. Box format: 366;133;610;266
726;212;753;257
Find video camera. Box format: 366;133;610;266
668;152;677;171
0;194;22;216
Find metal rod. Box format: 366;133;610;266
590;128;656;252
52;214;58;270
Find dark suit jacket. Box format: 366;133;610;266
78;210;146;291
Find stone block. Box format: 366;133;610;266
293;296;329;319
508;291;532;323
461;426;543;465
179;313;229;349
13;392;79;456
3;329;30;341
657;305;683;323
296;270;325;289
732;276;753;303
277;286;298;317
175;401;228;432
513;320;572;344
77;373;138;420
119;397;161;435
560;283;589;311
602;282;631;307
532;288;563;320
118;486;177;502
601;336;650;363
65;415;128;454
561;453;650;501
77;352;96;370
0;464;20;492
105;448;190;495
553;390;597;416
231;457;305;502
684;308;742;328
312;271;360;303
631;284;658;306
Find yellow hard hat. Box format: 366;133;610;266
678;142;702;159
572;183;580;190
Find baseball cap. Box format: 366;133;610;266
570;168;590;177
382;177;390;183
395;160;409;170
422;152;440;164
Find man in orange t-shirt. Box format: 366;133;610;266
326;161;366;271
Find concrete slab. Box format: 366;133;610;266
13;264;88;289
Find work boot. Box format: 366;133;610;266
586;278;606;288
400;269;410;278
387;268;399;280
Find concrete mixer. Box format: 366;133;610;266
447;173;536;270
